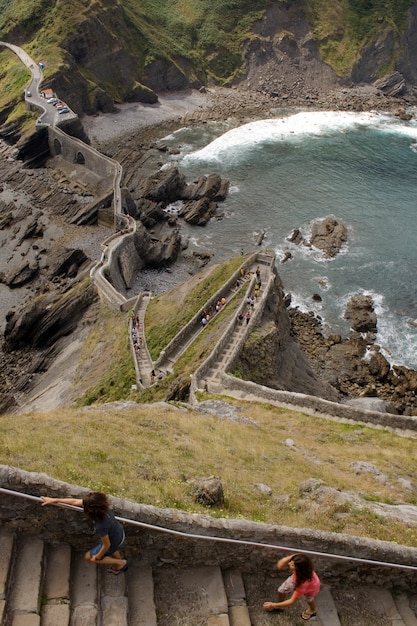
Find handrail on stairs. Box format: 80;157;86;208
1;486;417;572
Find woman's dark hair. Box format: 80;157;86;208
292;554;314;588
82;492;110;522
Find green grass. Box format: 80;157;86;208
2;398;417;546
306;0;414;77
75;306;137;406
145;255;246;361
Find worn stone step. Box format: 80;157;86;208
0;529;15;624
9;536;44;622
223;568;251;626
99;563;128;626
366;587;407;625
71;552;98;626
41;543;71;626
394;594;417;626
153;565;228;624
316;585;341;626
127;563;157;626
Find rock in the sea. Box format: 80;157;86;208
178;197;218;226
180;173;230;202
344;294;377;333
310;217;347;258
138;166;187;204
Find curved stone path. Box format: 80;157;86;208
4;42;417;438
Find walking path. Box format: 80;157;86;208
130;251;275;391
4;41;417;437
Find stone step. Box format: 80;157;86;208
100;565;128;626
365;587;407;625
71;552;98;626
316;585;341;626
223;568;251;626
394;594;417;626
153;564;229;625
0;529;15;624
41;544;71;626
9;536;44;626
127;563;157;626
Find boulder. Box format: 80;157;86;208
344;294;377;333
1;260;39;288
178;197;218;226
136;198;166;227
46;248;88;278
181;173;223;201
374;71;406;97
310;217;347;258
189;476;224;507
287;228;307;246
142;230;182;267
367;350;390;381
137;166;187;204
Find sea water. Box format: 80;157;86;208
161;110;417;370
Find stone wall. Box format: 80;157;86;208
1;466;417;590
219;374;417;434
48;127;115;180
155;252;263;370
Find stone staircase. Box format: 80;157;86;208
2;529;417;626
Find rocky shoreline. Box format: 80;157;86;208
1;83;417;414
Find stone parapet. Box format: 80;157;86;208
1;466;417;590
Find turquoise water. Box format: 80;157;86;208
161;111;417;369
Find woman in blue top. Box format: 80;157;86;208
41;491;128;574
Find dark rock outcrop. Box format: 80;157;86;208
1;260;39;288
344;294;377;334
4;280;97;351
137;167;187;204
310;217;347;258
46;248;89;279
374;71;406;97
233;271;340;401
133;168;230;227
178;197;218;226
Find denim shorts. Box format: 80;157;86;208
89;529;125;559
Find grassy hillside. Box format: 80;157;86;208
2;399;417;546
1;0;414;126
306;0;414;76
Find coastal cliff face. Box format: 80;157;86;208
233;270;417;416
234;270;340;402
1;0;417;137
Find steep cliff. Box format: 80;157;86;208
233;270;340;401
1;0;417;133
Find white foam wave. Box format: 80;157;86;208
184;111;417;163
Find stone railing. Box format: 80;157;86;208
154;253;262;370
1;466;417;590
190;253;275;402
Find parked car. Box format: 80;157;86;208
54;101;64;107
47;98;58;104
59;107;69;114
